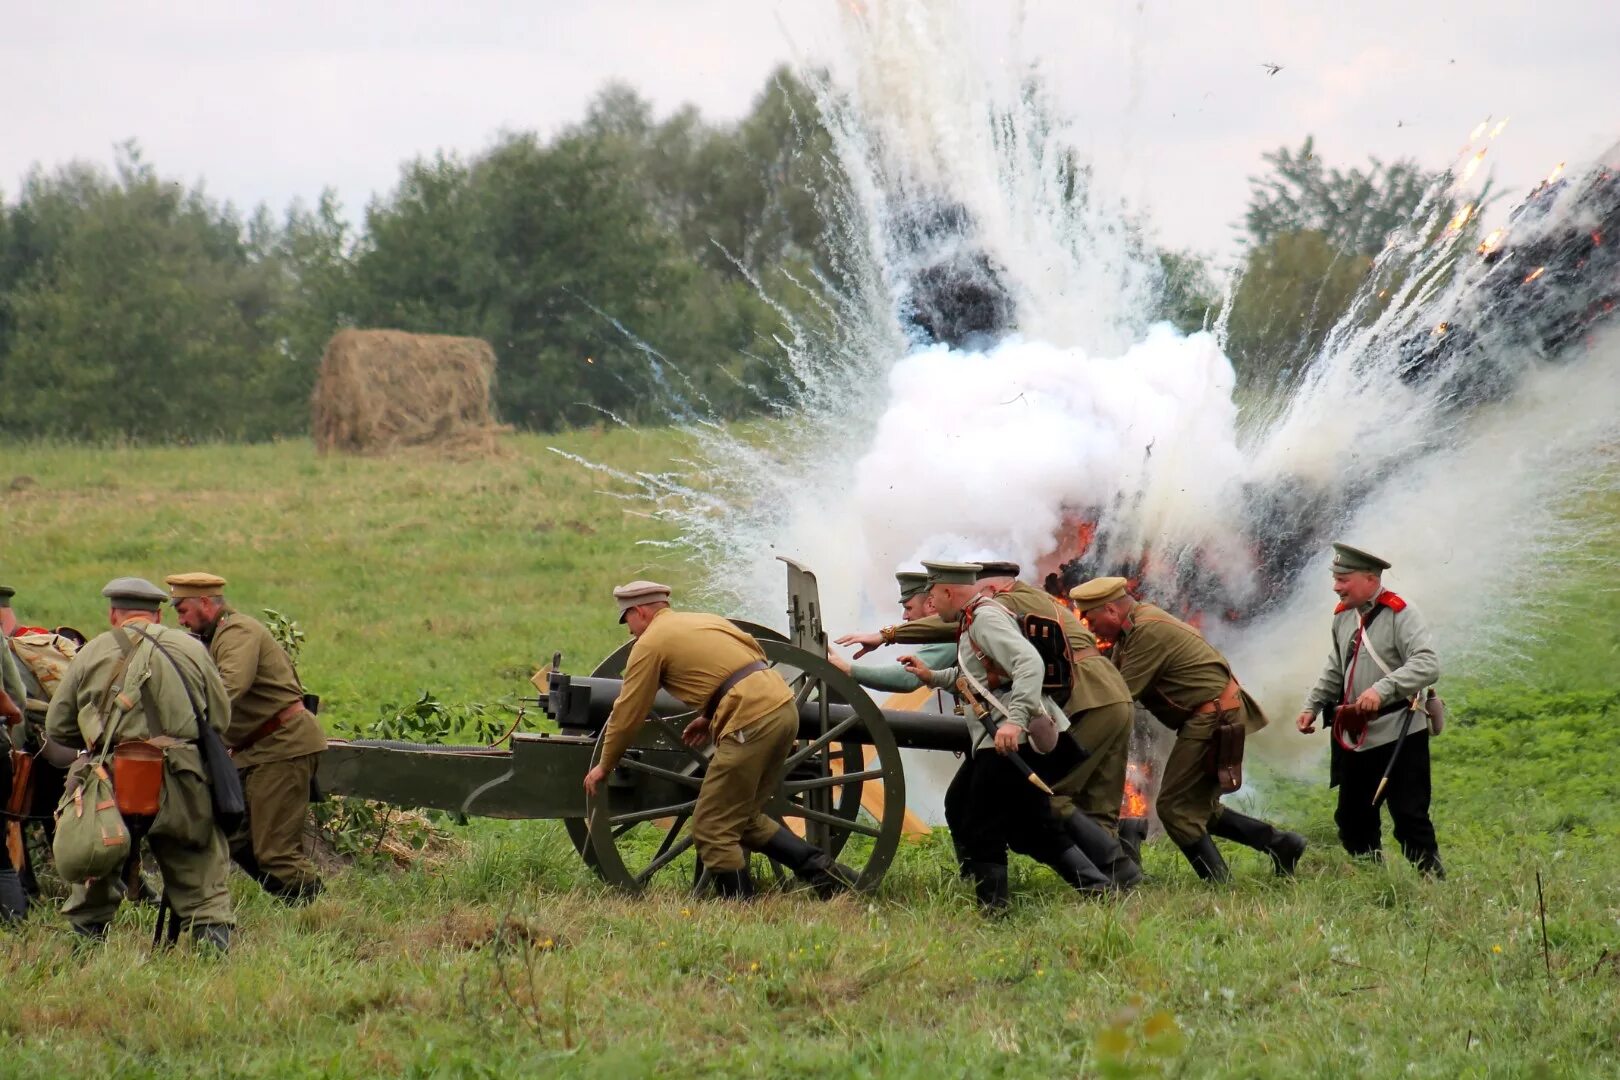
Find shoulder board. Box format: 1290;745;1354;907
1333;601;1350;614
1376;591;1407;612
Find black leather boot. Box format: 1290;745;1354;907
1407;848;1445;879
70;921;109;944
0;868;27;925
263;874;325;906
710;867;756;899
966;861;1010;913
1209;809;1306;876
1118;817;1149;869
1064;811;1143;890
192;923;232;953
1177;834;1231;882
1050;846;1112;896
756;826;857;899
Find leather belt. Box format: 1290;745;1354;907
232;700;307;755
1193;677;1243;716
704;660;767;719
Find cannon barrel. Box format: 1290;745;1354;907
543;673;971;753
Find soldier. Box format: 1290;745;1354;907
1;595;25;923
842;562;1140;888
45;577;234;948
972;562;1140;889
826;571;956;695
1072;576;1305;882
897;561;1111;910
1296;544;1444;877
165;572;327;904
582;581;852;899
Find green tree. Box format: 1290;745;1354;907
1242;136;1439;257
0;144;296;440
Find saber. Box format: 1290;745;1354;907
955;677;1055;796
1371;702;1418;806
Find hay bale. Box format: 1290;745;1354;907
311;329;505;455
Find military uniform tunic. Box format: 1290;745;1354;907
1109;603;1265;846
207;606;327;893
45;621;234;930
923;596;1081;875
599;609;797;873
849;641;957;694
1302;591;1442;864
989;581;1133;829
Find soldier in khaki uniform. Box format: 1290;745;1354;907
166;572;327;903
583;581;852;899
1073;577;1305;882
839;562;1139;887
827;571;958;695
1;593;26;923
45;578;234;947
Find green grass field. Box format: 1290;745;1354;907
2;434;1617;1079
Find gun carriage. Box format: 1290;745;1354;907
317;559;969;893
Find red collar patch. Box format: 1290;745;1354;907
1334;590;1405;615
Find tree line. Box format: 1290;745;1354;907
0;67;1445;443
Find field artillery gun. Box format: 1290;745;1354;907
317;559;968;893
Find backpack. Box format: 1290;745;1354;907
960;599;1075;704
9;628;82;707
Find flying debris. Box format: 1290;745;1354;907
1261;63;1283;76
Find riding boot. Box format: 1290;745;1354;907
1209;809;1307;877
1064;811;1143;890
1118;817;1149;869
1408;847;1445;880
0;868;27;925
1177;834;1231;882
70;921;109;944
965;861;1010;914
262;873;325;906
1050;846;1112;896
709;867;756;900
192;922;232;954
756;826;857;899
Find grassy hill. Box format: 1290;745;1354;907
2;435;1617;1078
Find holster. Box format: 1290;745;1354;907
6;749;34;818
1206;712;1246;794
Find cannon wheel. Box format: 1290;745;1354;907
561;619;790;864
580;639;906;894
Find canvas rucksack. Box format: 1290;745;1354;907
9;628;82;709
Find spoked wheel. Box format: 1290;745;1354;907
581;639;906;895
561;620;789;865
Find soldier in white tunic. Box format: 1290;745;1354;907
1297;543;1444;877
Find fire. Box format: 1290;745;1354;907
1477;227;1507;255
1469;119;1489;141
1445;203;1475;233
1462;149;1488;183
1524;266;1547;284
1121;759;1153;819
1546;161;1566;185
1489;118;1510;139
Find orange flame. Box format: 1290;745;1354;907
1461;149;1488;183
1523;266;1547;284
1445;203;1475;233
1121;760;1154;819
1469;119;1489;141
1545;161;1566;185
1477;227;1507;255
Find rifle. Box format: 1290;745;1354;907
954;677;1054;795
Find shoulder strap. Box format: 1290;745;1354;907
127;625;209;733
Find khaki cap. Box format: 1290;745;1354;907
921;560;982;586
1330;543;1391;574
102;576;167;612
1070;576;1129;610
974;561;1021;580
895;571;930;601
613;580;671;622
165;571;228;600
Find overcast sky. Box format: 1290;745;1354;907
4;1;1616;258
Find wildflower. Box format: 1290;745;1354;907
1491;944;1503;954
749;961;760;972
